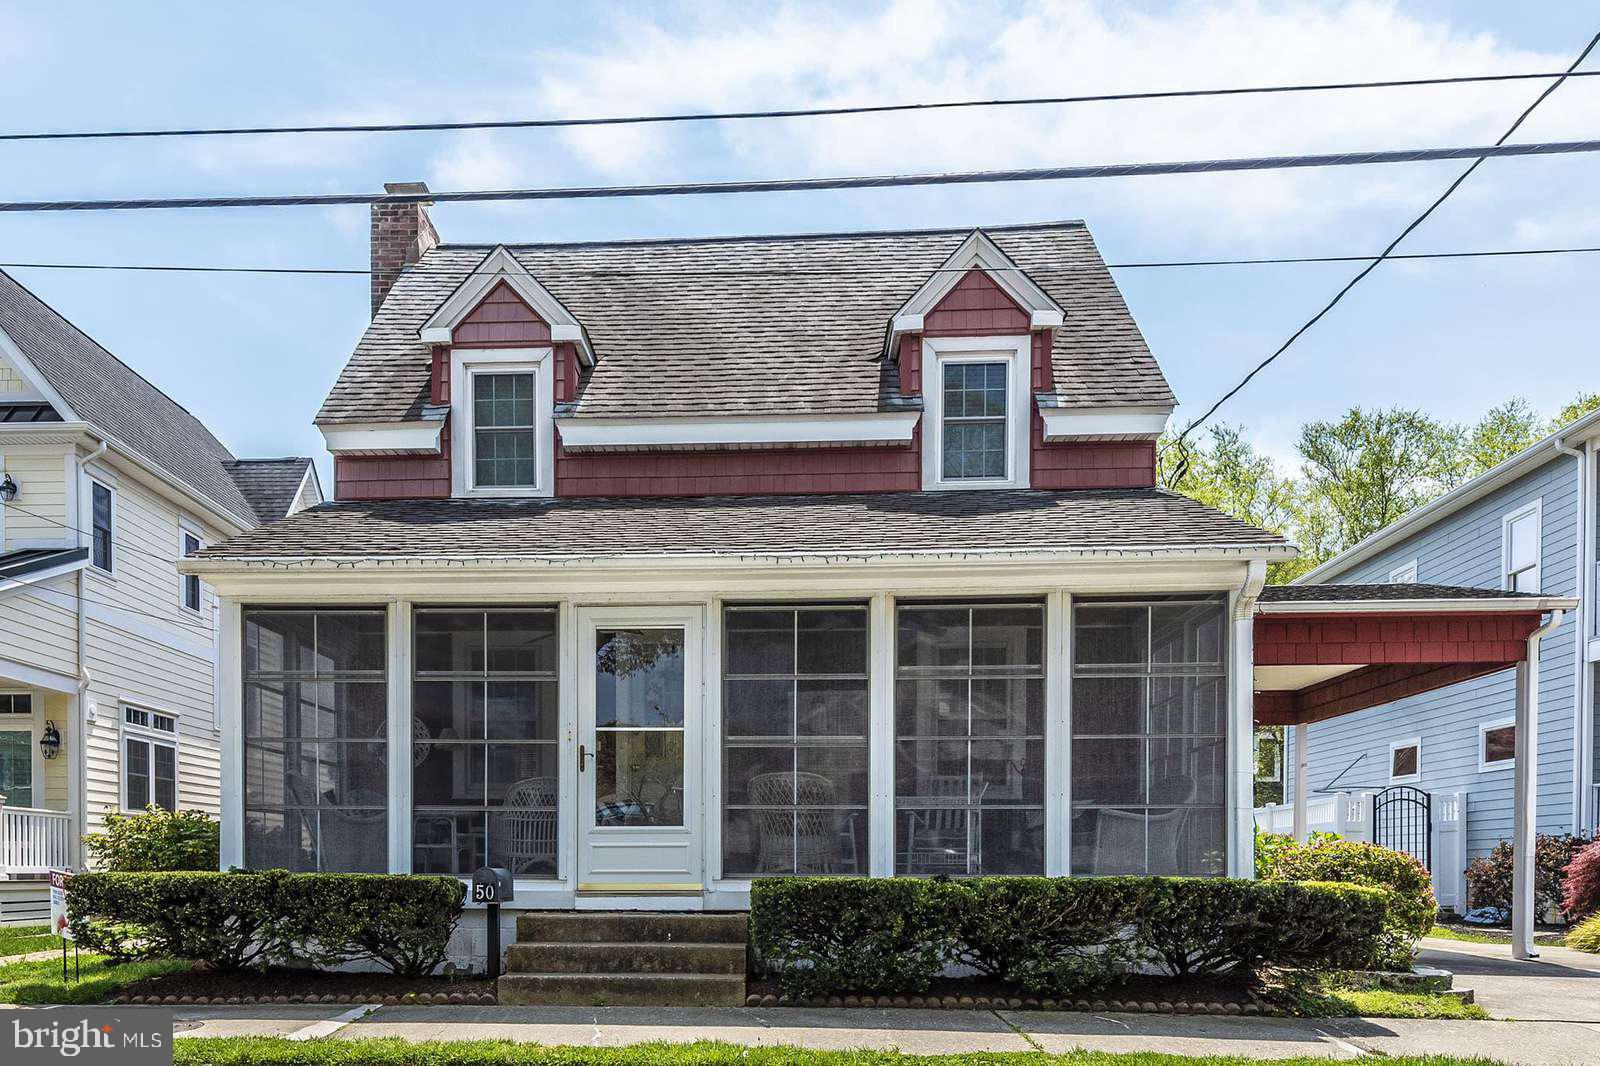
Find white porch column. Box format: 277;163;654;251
1292;723;1309;843
867;592;894;878
386;600;413;874
1512;657;1537;959
1227;611;1256;877
217;597;244;870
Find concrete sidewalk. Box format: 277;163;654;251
164;1002;1600;1063
1417;935;1600;1022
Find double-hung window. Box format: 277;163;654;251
242;609;387;871
1071;597;1227;876
123;705;178;812
472;372;537;488
1502;502;1541;592
451;348;553;497
412;608;559;877
922;337;1030;490
181;529;202;612
91;481;113;573
894;602;1045;875
721;606;870;877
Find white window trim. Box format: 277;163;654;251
1388;559;1419;584
449;347;554;499
1389;736;1421;784
179;520;204;615
1501;499;1542;593
920;335;1032;491
0;689;42;810
120;701;179;813
88;476;115;575
1479;716;1516;772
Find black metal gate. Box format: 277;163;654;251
1372;786;1432;870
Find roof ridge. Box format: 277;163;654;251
227;456;311;465
429;219;1087;253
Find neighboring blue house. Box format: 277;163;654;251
1281;407;1599;881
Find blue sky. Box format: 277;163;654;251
0;1;1595;485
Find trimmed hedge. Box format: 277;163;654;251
751;876;1388;998
1256;834;1435;969
67;871;464;978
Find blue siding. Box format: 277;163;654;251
1283;454;1583;861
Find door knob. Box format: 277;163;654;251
578;743;591;771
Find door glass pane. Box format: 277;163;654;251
0;731;32;808
594;730;684;827
594;629;684;727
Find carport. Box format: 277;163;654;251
1251;583;1577;959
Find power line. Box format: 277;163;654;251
5;244;1600;280
4;138;1600;214
5;69;1600;144
1164;28;1600;472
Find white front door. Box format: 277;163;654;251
575;606;704;894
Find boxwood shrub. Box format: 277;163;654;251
67;870;464;977
751;875;1389;998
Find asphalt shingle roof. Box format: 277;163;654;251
223;458;314;523
1259;583;1538;603
318;221;1173;424
0;268;310;528
196;488;1282;561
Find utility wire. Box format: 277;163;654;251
3;245;1600;279
1163;28;1600;476
4;138;1600;213
5;244;1600;283
5;69;1600;143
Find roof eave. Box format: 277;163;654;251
1256;595;1579;615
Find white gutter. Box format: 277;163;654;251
1299;404;1600;584
1256;595;1579;615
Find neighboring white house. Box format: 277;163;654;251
0;268;321;923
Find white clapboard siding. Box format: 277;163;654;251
0;447;71;550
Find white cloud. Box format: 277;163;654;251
464;0;1585;238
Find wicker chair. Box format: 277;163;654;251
500;776;559;875
747;771;857;875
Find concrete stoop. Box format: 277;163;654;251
498;911;747;1007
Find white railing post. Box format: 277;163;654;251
1430;791;1467;912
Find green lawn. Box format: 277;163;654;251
173;1040;1512;1065
0;952;186;1005
1426;925;1566;947
1309;987;1487;1020
0;923;64;957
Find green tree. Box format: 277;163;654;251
1549;391;1600;433
1454;397;1543;484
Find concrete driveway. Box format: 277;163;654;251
1418;935;1600;1022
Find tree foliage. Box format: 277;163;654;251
1164;391;1593;581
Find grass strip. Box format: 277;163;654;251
0;952;187;1005
0;923;64;957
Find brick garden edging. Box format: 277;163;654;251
113;992;497;1006
741;992;1287;1015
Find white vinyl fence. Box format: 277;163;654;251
1254;790;1467;912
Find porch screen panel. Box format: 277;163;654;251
722;606;869;876
1071;597;1227;876
894;603;1045;875
412;609;558;877
242;609;387;872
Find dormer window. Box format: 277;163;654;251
450;347;554;498
921;336;1031;490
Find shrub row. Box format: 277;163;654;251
1466;833;1595;921
1255;833;1434;968
67;871;465;978
750;876;1389;999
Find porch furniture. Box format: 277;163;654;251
1090;806;1188;875
900;778;986;875
501;776;558;874
747;771;859;874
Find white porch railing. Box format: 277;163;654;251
1254;790;1468;912
0;806;74;877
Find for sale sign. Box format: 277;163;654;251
49;868;73;941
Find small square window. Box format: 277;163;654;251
1481;721;1515;769
1390;740;1420;782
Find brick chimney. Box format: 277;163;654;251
370;181;439;316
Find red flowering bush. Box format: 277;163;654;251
1467;833;1593;921
1562;840;1600;920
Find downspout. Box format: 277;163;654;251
1513;607;1566;960
1230;560;1267;877
1554;434;1592;833
74;437;107;865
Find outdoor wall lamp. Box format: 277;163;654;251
0;474;17;502
39;721;61;760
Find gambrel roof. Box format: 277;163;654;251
318;221;1174;425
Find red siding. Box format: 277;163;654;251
1256;661;1514;726
335;434;451;500
556;433;921;497
1030;408;1157;489
1253;612;1539;668
452;282;551;346
898;334;921;397
923;268;1030;336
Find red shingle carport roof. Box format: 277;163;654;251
1251;583;1577;726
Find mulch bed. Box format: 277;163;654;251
743;974;1287;1015
113;967;496;1006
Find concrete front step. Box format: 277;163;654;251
506;939;746;975
515;911;747;945
498;972;747;1007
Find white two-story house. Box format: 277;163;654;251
0;268;321;922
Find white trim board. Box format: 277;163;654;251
555;411;919;451
920;334;1032;491
319;420;444;457
420;246;594;364
449;347;555;499
1038;405;1171;442
887;230;1062;354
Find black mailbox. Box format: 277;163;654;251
471;866;514;905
